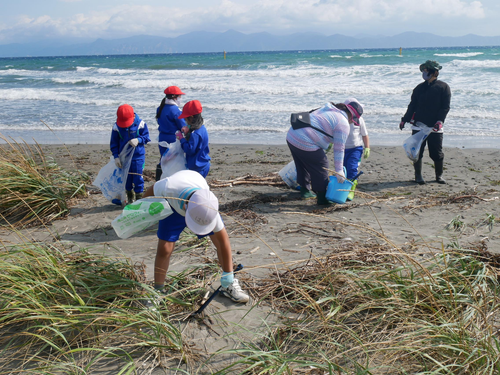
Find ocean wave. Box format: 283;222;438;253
449;59;500;68
435;52;484;58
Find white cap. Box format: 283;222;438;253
185;189;219;235
344;97;363;109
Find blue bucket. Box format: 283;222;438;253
326;172;353;204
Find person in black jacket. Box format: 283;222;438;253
400;60;451;184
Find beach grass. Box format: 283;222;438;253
0;241;192;374
0;134;88;226
215;243;500;374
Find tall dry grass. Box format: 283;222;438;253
216;243;500;374
0;134;88;226
0;242;189;374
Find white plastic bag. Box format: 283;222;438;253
160;140;187;179
279;160;300;189
111;197;173;239
93;144;135;205
403;127;433;163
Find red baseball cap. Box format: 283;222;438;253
116;104;135;128
178;100;202;119
164;86;185;95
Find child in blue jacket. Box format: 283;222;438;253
110;104;151;204
155;86;186;180
175;100;211;178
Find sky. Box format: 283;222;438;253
0;0;499;45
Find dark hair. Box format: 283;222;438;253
332;103;352;123
187;113;204;130
156;94;180;120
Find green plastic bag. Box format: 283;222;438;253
112;198;173;239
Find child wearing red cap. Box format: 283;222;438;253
110;104;151;204
155;86;187;180
175;100;211;178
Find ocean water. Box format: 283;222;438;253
1;47;500;148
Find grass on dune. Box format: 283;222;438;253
0;241;202;374
0;134;88;226
216;242;500;374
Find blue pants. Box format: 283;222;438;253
125;158;145;193
343;147;363;180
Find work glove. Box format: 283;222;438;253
335;170;345;183
181;125;189;134
363;148;370;159
114;157;122;169
433;121;443;132
128;138;139;147
399;120;406;130
325;143;333;153
175;130;184;141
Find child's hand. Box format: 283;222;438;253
128;138;139;147
181;126;189;134
175;130;184;141
363;148;370;159
114;158;122;169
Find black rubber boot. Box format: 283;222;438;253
126;190;135;204
413;159;425;185
316;191;333;206
155;163;162;181
434;159;446;184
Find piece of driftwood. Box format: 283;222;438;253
209;173;286;188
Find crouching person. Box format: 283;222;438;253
143;170;249;303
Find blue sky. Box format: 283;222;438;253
0;0;499;44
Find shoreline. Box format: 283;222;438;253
2;129;500;149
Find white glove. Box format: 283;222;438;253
335;170;345;183
114;157;122;169
128;138;139;147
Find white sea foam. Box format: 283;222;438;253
434;52;484;58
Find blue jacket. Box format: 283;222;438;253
110;113;150;160
156;104;186;144
180;125;211;171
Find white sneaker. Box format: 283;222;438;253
220;279;250;303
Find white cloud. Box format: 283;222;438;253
0;0;489;43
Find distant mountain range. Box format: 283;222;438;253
1;30;500;57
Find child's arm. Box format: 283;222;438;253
110;126;121;158
137;121;151;145
179;131;201;156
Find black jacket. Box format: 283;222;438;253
402;79;451;127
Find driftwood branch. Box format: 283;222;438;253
209;173;286;188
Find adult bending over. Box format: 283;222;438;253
286;101;360;205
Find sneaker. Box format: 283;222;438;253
220;279;250;303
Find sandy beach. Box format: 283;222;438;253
2;142;500;373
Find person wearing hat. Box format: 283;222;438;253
342;98;370;201
143;169;249;304
110;104;151;204
400;60;451;184
175;100;211;178
155;86;187;181
286;101;356;205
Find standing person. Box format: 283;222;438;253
343;98;370;201
175;100;211;178
143;170;249;303
110;104;151;204
286;101;359;205
155;86;187;180
400;60;451;184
